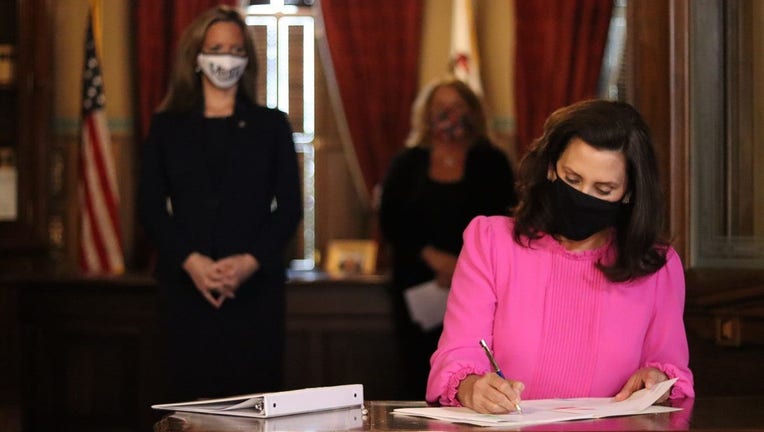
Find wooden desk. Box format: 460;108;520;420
154;397;764;431
3;272;763;432
0;272;396;432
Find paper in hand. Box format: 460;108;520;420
403;280;449;331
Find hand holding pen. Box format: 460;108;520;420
480;339;523;413
456;339;525;414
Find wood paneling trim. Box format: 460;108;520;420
669;0;691;260
626;1;678;256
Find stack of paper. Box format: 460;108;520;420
394;379;679;427
403;280;449;330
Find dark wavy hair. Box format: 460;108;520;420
159;5;258;113
513;99;668;282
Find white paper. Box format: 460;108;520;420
403;280;449;331
394;378;679;427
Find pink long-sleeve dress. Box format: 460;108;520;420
426;216;694;405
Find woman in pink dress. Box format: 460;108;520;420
426;100;694;413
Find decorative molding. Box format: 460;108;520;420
491;115;516;135
51;117;134;136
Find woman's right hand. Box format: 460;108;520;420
457;373;525;414
182;252;235;308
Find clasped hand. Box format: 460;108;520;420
182;252;260;309
457;366;669;414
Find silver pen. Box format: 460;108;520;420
479;339;522;413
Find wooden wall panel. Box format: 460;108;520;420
626;1;688;258
18;280;160;432
4;275;397;432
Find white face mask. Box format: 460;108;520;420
196;53;248;89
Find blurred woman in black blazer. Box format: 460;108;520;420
138;5;302;401
379;76;517;398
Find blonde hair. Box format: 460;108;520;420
159;5;258;113
405;76;490;147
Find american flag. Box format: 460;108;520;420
78;10;124;274
450;0;483;95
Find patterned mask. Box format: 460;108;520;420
196;53;248;89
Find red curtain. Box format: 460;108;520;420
320;0;423;201
514;0;613;155
134;0;236;140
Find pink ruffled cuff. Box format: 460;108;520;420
438;366;485;407
645;361;695;399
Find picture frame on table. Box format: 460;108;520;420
324;239;378;276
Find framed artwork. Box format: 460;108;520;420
324;239;378;276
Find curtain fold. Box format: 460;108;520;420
514;0;613;155
135;0;236;141
320;0;423;204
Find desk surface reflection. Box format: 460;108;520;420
154;397;764;431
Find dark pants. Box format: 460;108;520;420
391;288;442;400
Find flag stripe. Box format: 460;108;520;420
82;117;123;271
79;194;103;272
79;165;103;271
80;145;110;271
85;114;121;241
79;9;124;274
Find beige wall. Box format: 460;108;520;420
754;0;764;235
419;0;517;163
54;1;133;126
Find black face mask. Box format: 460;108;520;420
550;179;623;241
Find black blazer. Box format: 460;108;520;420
379;141;517;290
138;100;302;284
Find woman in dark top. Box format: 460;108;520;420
379;77;517;398
138;6;302;401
